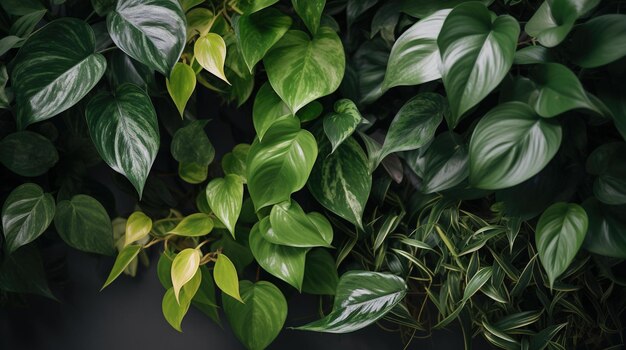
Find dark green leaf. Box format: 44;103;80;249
0;131;58;177
525;0;599;47
239;0;279;14
514;46;555;65
462;267;492;302
171;120;214;166
586;142;626;205
420;132;469;194
91;0;116;16
0;0;45;16
9;9;46;38
570;14;626;68
106;50;156;91
0;244;54;299
582;198;626;258
401;0;494;18
302;248;338;295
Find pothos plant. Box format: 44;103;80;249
1;0;626;349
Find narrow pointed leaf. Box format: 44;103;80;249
195;33;229;84
214;254;242;302
166;62;196;116
462;267;492;302
102;244;142;289
124;212;152;246
206;175;244;237
54;195;114;255
171;248;201;302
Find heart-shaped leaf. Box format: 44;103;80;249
86;83;160;197
195;33;229;84
252;82;292;141
162;269;201;331
54;195;114;255
107;0;186;76
264;27;345;113
292;0;325;34
206;174;244;237
101;244;142;289
302;248;338;295
583;198;626;258
296;271;407;333
214;254;242;302
168;213;214;237
525;0;599;47
420;132;469;194
171;248;201;302
171;120;215;166
438;2;519;127
124;212;152;246
223;280;287;350
0;131;58;177
570;14;626;68
11;18;106;128
536;202;588;288
323;99;363;153
1;183;55;253
469;102;562;190
166;62;196;116
267;200;333;247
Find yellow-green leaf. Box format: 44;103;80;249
166;62;196;117
124;211;152;247
101;244;142;290
171;248;201;302
214;254;242;302
195;33;229;84
168;213;214;237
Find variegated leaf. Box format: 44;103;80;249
195;33;229;84
323;99;363;153
292;0;326;34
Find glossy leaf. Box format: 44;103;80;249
252;82;292;141
438;2;519;127
570;14;626;68
239;0;279;14
195;33;229;84
383;9;449;90
11;18;106;128
587;143;626;205
107;50;156;91
296;271;407;333
162;269;201;331
171;248;201;302
267;200;333;248
222;144;250;181
0;131;58;177
302;248;338;295
0;0;45;16
54;195;114;255
525;0;599;47
420;132;469;194
469;102;562;190
223;280;287;350
86;83;160;197
206;175;244;237
264;27;345;113
249;219;307;290
582;198;626;258
178;162;208;184
171;120;214;166
246;118;318;210
214;254;242;302
168;213;214;237
186;8;214;39
101;244;142;289
536;202;588;288
124;212;152;246
1;183;55;253
107;0;186;76
463;267;492;302
166;62;196;116
10;9;46;38
323;99;363;153
292;0;325;34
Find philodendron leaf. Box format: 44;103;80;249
525;0;599;48
11;18;106;129
0;131;58;177
570;14;626;68
163;269;201;331
246;118;318;210
171;120;215;166
223;280;287;350
302;248;338;295
383;9;450;91
536;202;588;288
1;183;55;253
252;83;292;141
438;2;519;128
234;7;292;72
267;200;333;248
264;27;345;113
86;83;160;197
101;244;142;289
586;143;626;205
292;0;326;34
323;99;363;153
469;102;562;190
222;144;250;182
206;174;244;237
582;198;626;258
214;254;243;302
308;136;371;229
107;0;186;76
168;213;214;237
420;132;469;194
378;93;446;166
124;212;152;246
54;195;114;255
296;271;407;333
171;248;201;302
195;33;229;84
529;63;600;118
249;218;307;290
166;62;196;116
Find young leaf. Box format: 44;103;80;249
0;131;58;177
525;0;599;48
206;175;244;238
162;269;201;331
292;0;326;34
570;14;626;68
252;82;293;141
166;62;196;116
214;254;243;302
268;200;333;247
1;183;55;253
171;248;201;302
223;281;287;350
168;213;214;237
323;99;363;153
195;33;229;84
124;212;152;246
302;248;339;295
536;203;588;288
101;245;142;289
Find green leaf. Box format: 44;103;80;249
246;118;318;210
323;99;363;153
168;213;214;237
86;83;160;197
1;183;55;253
308;136;371;229
10;9;46;38
513;46;555;65
296;271;407;333
193;265;221;325
101;244;142;289
469;102;562;190
11;18;106;129
252;82;292;141
292;0;325;34
379;92;446;163
124;212;152;246
249;218;307;290
582;198;626;258
302;248;338;295
267;200;333;248
171;248;201;302
166;62;196;116
180;0;203;12
586;143;626;205
234;8;292;72
186;8;214;39
264;27;345;113
178;162;208;184
420;132;469;194
171;120;215;166
462;267;492;302
0;244;54;299
223;280;287;350
570;14;626;68
438;2;519;127
222;143;250;182
162;269;201;331
195;33;229;84
401;0;494;18
107;50;156;91
525;0;599;47
206;175;244;237
0;36;23;56
535;202;588;288
383;9;449;91
91;0;116;16
297;101;323;122
107;0;186;76
0;0;45;15
528;63;599;118
352;37;389;105
239;0;279;14
54;195;114;255
0;131;58;177
214;254;242;302
0;64;11;108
